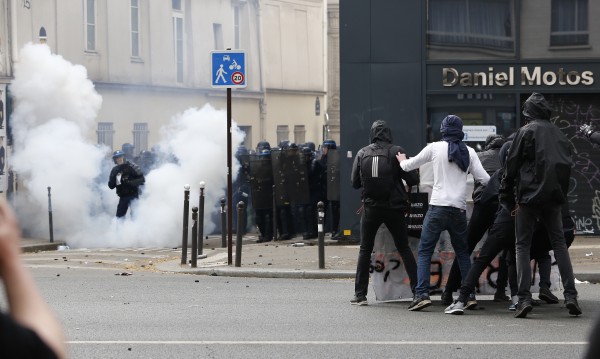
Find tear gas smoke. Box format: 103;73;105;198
10;43;244;247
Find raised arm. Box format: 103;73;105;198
0;200;66;358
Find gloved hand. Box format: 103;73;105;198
580;124;594;137
498;192;515;212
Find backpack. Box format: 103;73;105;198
360;145;398;201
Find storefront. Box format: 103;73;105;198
340;0;600;237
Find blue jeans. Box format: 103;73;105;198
415;205;470;297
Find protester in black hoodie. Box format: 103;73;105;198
499;92;581;319
349;120;419;306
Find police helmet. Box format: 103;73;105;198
256;140;271;153
322;139;337;150
279;140;290;150
112;150;125;159
236;146;249;157
112;150;125;163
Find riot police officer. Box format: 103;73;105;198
108;150;145;218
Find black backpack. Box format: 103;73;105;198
360;144;401;201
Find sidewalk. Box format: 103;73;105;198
21;235;600;283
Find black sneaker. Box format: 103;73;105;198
441;291;453;305
493;292;510;302
514;300;533;318
538;287;559;304
565;298;582;316
465;293;477;310
408;295;432;311
350;295;368;306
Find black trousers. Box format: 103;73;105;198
457;218;515;302
355;206;417;297
116;195;137;218
515;204;577;302
255;208;273;241
445;202;498;293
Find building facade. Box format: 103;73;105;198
341;0;600;236
0;0;328;158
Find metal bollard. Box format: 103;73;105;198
198;182;206;256
235;201;245;267
317;201;325;269
181;184;190;265
272;185;277;241
47;186;54;243
191;207;198;268
220;198;226;248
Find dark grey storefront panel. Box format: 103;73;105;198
340;0;371;63
371;1;422;63
371;63;423;154
339;63;372;239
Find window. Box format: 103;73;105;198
85;0;96;51
276;125;289;145
213;23;223;50
551;0;588;46
294;125;306;145
427;0;514;53
131;0;140;57
132;123;149;156
173;4;184;83
174;18;183;82
97;122;114;149
234;5;241;49
172;0;181;10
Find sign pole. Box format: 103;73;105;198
227;87;233;265
211;49;245;265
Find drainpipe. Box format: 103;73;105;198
9;0;19;73
254;0;267;141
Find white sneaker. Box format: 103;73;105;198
508;295;518;311
444;300;465;315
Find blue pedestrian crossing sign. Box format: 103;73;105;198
211;50;247;88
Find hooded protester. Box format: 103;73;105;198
349;120;419;306
498;92;581;319
444;140;520;315
397;114;489;312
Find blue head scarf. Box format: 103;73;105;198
440;115;469;172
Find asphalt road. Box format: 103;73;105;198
6;257;600;359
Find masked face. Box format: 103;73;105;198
114;156;125;165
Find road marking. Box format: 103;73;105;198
67;340;588;345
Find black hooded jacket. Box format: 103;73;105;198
108;161;145;198
499;119;572;206
351;120;419;210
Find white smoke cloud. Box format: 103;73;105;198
10;43;244;248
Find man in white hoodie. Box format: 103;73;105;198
397;115;489;311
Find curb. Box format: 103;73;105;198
21;241;66;253
156;262;355;280
575;273;600;284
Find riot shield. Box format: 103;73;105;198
283;148;310;205
249;154;274;210
326;148;340;201
270;149;289;207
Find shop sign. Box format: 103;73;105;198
442;66;594;88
